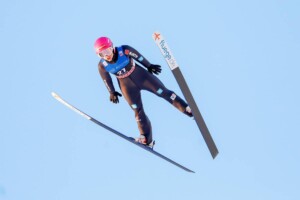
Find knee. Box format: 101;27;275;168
157;88;176;102
156;87;171;97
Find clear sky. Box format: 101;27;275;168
1;0;299;200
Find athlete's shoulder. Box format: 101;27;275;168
120;45;139;58
98;59;108;69
121;45;134;50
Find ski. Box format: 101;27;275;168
51;92;194;173
152;32;219;159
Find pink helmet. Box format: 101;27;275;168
94;37;113;55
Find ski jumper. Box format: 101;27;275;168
98;45;190;144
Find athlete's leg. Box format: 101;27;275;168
118;78;153;143
132;66;193;117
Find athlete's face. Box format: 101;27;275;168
99;47;114;61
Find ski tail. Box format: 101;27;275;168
172;68;219;158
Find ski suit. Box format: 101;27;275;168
98;45;191;144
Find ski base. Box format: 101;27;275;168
152;32;219;158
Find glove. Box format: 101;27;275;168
147;64;162;75
110;91;122;104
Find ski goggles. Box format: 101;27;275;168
98;47;114;58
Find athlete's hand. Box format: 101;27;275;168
148;64;162;75
110;91;122;103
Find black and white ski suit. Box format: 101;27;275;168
98;45;191;144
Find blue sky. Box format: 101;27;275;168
1;0;299;200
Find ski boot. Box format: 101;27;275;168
135;135;155;149
185;106;193;117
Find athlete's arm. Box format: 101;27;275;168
122;45;151;68
98;62;116;93
122;45;161;75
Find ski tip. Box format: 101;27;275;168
51;92;59;98
152;31;162;41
